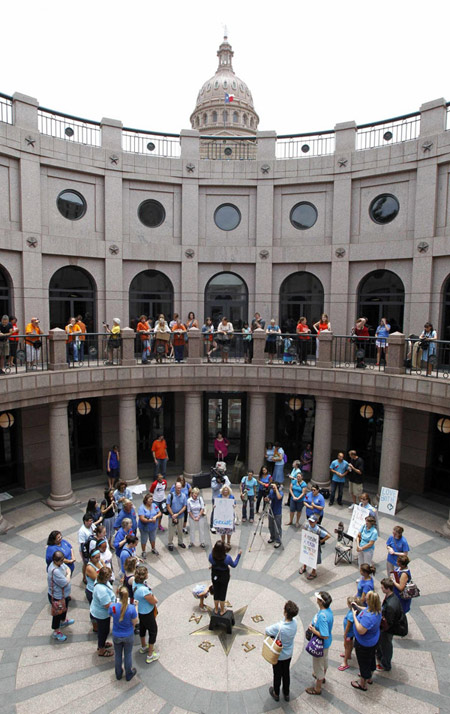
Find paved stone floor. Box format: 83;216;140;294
1;475;450;714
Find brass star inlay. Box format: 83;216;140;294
190;605;263;656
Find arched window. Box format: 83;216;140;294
0;266;11;318
212;111;217;123
49;266;96;331
204;272;248;330
279;271;324;332
250;117;254;128
357;270;404;333
441;275;450;342
222;110;228;124
195;116;199;127
243;113;248;126
233;111;238;123
203;113;207;125
129;270;174;327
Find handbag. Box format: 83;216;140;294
262;627;282;665
305;627;313;641
399;578;420;600
51;570;66;617
305;634;324;657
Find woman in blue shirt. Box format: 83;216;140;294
391;554;413;614
208;540;242;615
305;591;334;696
47;550;74;642
356;515;378;567
266;600;299;703
109;586;138;681
304;485;325;524
271;443;285;484
286;473;307;526
351;591;382;691
356;563;376;604
240;470;258;522
133;565;159;664
256;466;272;514
386;525;410;575
46;530;75;573
375;317;390;366
138;493;161;558
90;566;115;657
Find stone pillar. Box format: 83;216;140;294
256;130;277;161
378;405;403;494
12;92;39;131
0;503;13;534
419;98;447;136
316;331;333;368
384;332;406;375
311;397;333;488
47;401;75;509
48;328;68;371
248;392;267;472
184;392;202;478
186;329;202;364
251;329;266;365
119;395;139;485
120;327;136;367
101;117;123;150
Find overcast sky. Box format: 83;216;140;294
3;0;448;135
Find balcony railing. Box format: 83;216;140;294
276;132;336;159
356;112;420;151
38;107;101;146
405;338;450;379
2;335;49;373
333;335;386;372
122;128;181;157
0;93;12;124
67;333;121;368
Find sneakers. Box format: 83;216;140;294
267;539;275;544
348;504;354;510
188;543;193;549
179;543;186;549
274;542;282;549
141;551;147;559
158;525;165;532
146;651;160;664
210;527;216;534
182;528;188;534
60;619;74;628
52;631;67;641
200;543;206;548
139;645;149;654
151;549;159;556
168;545;174;551
269;686;280;702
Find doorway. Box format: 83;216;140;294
68;399;101;473
348;401;384;482
136;393;175;464
49;266;96;331
203;393;247;462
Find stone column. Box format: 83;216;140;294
0;503;12;534
316;331;333;368
186;329;202;364
47;401;75;509
378;405;403;494
251;329;266;365
311;397;333;488
119;395;139;485
384;333;406;375
184;392;202;478
48;328;68;371
247;392;267;472
120;327;136;367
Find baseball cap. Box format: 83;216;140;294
308;515;317;523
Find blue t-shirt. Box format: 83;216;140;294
386;535;409;565
114;507;137;531
343;608;355;638
120;546;136;574
113;487;132;504
291;480;307;500
357;577;374;598
133;582;155;614
269;486;283;515
113;527;134;558
138;503;160;532
109;602;137;637
266;325;280;342
90;582;115;620
330;459;349;483
265;618;297;660
354;609;382;647
376;324;390;340
313;607;334;649
305;492;325;517
168;491;187;516
359;525;378;551
46;539;74;573
241;476;258;497
170;483;191;499
258;473;272;492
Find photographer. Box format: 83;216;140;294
210;462;230;534
266;482;283;549
104;318;121;365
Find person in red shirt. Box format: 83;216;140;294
151;434;168;479
296;316;311;365
171;319;187;362
8;316;19;369
352;317;370;368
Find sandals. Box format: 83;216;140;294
305;687;321;695
351;681;367;691
338;664;349;671
307;573;317;580
98;649;113;657
299;566;306;575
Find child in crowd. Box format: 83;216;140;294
338;596;361;671
192;583;213;611
356;563;376;605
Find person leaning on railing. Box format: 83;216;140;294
0;314;12;374
7;316;19;369
104;318;121;365
25;316;43;369
419;322;437;375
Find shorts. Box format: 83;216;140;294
348;481;363;497
0;340;9;357
139;528;157;546
289;500;304;513
375;339;388;349
312;647;329;679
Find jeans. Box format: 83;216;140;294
242;495;255;520
376;631;393;670
273;657;291;696
174;344;184;362
269;513;282;543
330;480;344;505
141;339;150;362
113;633;134;679
154;458;168;478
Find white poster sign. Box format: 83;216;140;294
213;498;235;530
299;529;319;568
348;505;369;539
378;487;398;515
129;484;147;495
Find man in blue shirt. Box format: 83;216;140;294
329;452;349;506
266;483;283;548
114;500;138;532
167;481;187;551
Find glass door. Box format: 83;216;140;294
203;393;247;462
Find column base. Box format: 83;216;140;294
46;491;76;510
125;475;140;486
437;521;450;539
184;470;202;479
311;478;331;489
0;514;13;534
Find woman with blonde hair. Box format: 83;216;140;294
215;484;236;548
351;591;382;691
187;487;206;548
109;585;138;681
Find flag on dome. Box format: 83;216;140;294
224;93;234;103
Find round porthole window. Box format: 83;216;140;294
289;202;318;230
57;190;87;220
138;199;166;228
214;203;241;231
369;194;399;225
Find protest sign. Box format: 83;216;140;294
348;505;368;538
213;498;235;530
378;487;398;515
299;529;319;568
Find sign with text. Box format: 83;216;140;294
299;529;319;568
348;505;369;539
378;487;398;515
129;484;147;495
213;498;235;530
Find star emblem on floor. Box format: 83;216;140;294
190;605;263;656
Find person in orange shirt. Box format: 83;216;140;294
136;315;152;364
171;318;187;362
65;317;82;365
76;315;87;363
151;434;168;479
25;317;43;369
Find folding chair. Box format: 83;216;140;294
335;532;353;565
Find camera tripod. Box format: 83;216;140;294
248;499;284;552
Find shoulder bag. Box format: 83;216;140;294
51;569;66;617
305;634;324;657
262;625;282;664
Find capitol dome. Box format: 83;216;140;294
190;35;259;136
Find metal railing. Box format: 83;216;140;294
122;128;181;157
405;338;450;379
276;132;336;159
0;93;12;124
2;335;49;374
356;112;420;151
333;335;386;372
67;333;121;368
38;107;101;146
200;136;257;160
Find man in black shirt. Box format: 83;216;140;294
376;578;407;671
0;315;12;375
347;449;364;509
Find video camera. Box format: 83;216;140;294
211;461;227;484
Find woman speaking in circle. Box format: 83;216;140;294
208;540;242;616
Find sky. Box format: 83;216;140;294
2;0;449;135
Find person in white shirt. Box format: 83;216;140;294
78;514;94;584
187;488;206;548
216;316;234;363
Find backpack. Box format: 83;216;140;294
392;610;408;637
81;534;97;561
